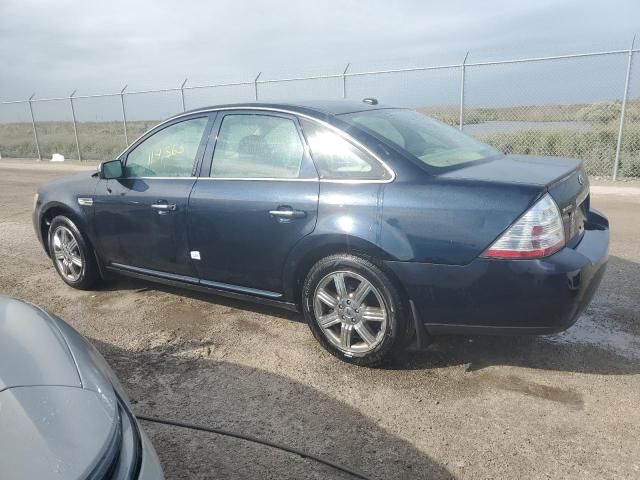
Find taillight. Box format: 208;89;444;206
482;193;565;259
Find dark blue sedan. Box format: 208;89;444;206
33;100;609;366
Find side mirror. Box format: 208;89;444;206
98;159;123;180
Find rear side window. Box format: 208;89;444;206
342;109;501;168
299;119;391;181
211;114;304;178
125;117;208;177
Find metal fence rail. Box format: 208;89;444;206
1;38;639;178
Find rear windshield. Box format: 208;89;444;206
342;109;501;168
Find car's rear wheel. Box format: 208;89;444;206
48;215;99;290
302;254;408;367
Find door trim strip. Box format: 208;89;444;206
110;263;199;284
199;279;282;298
105;264;297;312
108;263;283;299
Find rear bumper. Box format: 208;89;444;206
385;209;609;335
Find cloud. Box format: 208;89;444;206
0;0;638;102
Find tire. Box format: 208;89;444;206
302;253;409;367
48;215;99;290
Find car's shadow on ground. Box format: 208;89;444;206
97;255;639;377
93;338;454;480
389;333;638;376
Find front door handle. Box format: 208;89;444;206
269;207;306;220
151;202;177;211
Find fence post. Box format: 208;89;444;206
613;35;635;181
254;72;262;101
180;78;188;112
342;63;350;99
120;84;129;146
28;94;42;161
69;90;81;161
459;51;469;130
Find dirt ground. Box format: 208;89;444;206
1;159;639;479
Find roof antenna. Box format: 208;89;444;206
362;98;378;105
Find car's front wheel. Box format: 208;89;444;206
302;254;408;367
48;215;99;290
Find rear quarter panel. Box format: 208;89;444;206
380;178;543;265
282;181;385;300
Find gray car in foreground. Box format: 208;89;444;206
0;296;164;479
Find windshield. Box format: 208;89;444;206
342;109;501;168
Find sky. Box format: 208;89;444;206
1;0;639;120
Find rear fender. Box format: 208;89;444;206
282;233;392;303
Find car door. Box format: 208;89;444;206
188;110;319;296
93;113;214;277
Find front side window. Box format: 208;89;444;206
211;114;304;178
124;117;208;177
342;109;501;168
299;119;391;181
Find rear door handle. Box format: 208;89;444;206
269;207;306;219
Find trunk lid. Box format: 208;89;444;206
546;162;590;244
439;154;589;243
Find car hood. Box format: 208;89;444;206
0;386;119;478
37;170;99;198
0;296;81;391
0;296;122;478
41;170;97;187
438;154;582;187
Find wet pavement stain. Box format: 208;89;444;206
472;372;584;409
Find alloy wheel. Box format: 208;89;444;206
313;270;388;356
52;226;83;282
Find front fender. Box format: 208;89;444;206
36;200;95;254
34;172;99;254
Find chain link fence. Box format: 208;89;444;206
620;47;640;178
1;41;639;178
